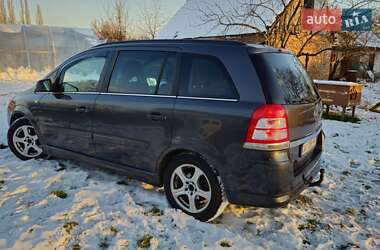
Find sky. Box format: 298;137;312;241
11;0;185;28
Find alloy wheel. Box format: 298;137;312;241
170;164;212;213
12;125;43;158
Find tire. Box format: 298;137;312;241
7;118;44;161
163;153;227;222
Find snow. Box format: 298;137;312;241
357;32;380;49
0;80;379;249
314;80;361;87
362;81;380;109
157;0;290;39
0;67;50;82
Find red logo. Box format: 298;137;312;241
301;9;342;31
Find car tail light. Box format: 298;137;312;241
244;104;289;145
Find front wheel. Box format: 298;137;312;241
8;118;44;161
163;153;227;222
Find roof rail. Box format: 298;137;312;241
92;39;247;48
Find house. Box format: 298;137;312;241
358;32;380;80
158;0;378;81
326;32;380;81
158;0;291;40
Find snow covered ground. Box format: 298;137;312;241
0;80;379;250
362;81;380;109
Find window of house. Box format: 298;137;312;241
108;51;176;95
61;56;106;92
179;54;238;99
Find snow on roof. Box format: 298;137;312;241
158;0;290;39
357;32;380;48
314;79;361;86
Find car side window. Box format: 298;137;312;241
179;54;238;99
61;56;106;92
108;51;176;95
158;54;177;95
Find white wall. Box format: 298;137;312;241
374;51;380;78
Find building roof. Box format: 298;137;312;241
158;0;291;39
357;32;380;48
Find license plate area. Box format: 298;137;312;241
301;137;317;157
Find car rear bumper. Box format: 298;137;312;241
226;155;323;207
223;130;324;207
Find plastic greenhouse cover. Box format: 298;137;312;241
0;24;99;71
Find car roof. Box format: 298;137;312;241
91;39;287;55
92;39;246;48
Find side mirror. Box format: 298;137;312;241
35;79;52;92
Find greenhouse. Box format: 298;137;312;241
0;24;99;72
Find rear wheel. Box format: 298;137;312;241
8;118;44;161
163;153;227;222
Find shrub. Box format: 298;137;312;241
51;190;67;199
137;234;153;248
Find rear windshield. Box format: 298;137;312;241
251;53;319;104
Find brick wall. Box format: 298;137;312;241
285;35;332;80
374;51;380;79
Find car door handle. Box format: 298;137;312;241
75;106;89;113
147;112;166;121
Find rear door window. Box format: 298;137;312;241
179;54;238;99
108;51;176;95
251;53;318;104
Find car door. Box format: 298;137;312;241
36;51;110;155
92;49;178;172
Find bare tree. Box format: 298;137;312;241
198;0;380;78
7;0;16;24
36;3;43;25
19;0;25;24
198;0;324;48
0;0;7;23
24;0;30;24
91;0;131;41
137;0;167;39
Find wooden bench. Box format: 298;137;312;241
314;80;363;117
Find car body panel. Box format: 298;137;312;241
92;94;175;172
286;102;323;141
7;40;324;208
36;92;98;155
171;99;258;182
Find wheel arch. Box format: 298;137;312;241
157;147;223;186
10;111;27;125
7;117;45;160
9;109;45;147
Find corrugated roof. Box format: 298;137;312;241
158;0;290;39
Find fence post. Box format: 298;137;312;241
48;26;57;67
21;25;31;68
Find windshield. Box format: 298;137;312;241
251;53;319;104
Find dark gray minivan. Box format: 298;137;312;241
7;40;324;221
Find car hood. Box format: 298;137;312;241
20;87;35;95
